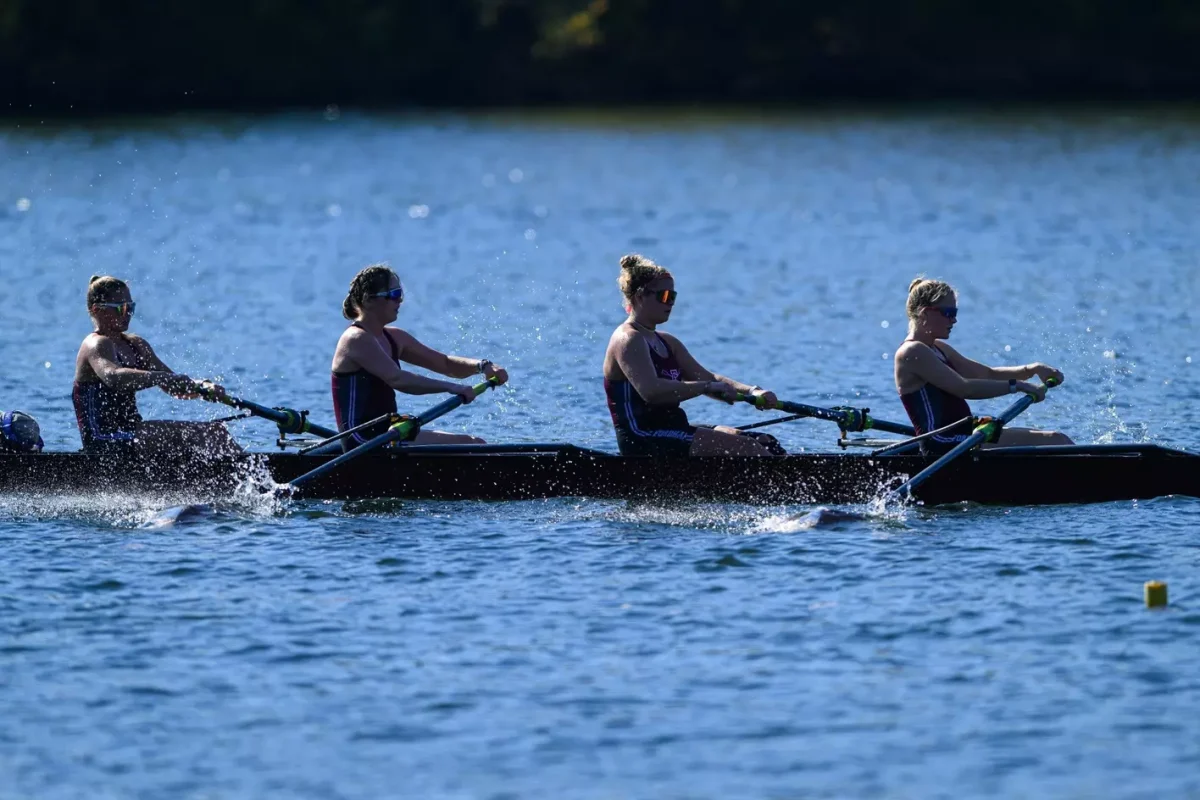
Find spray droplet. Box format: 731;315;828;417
508;168;524;183
881;352;889;360
1187;356;1192;364
1004;345;1011;352
880;320;889;328
408;204;429;219
524;229;537;241
326;204;342;218
43;361;51;369
15;197;31;212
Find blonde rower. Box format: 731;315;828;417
895;278;1073;452
602;254;783;456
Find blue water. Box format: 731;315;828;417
1;109;1199;797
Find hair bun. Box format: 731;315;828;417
619;254;643;271
908;277;927;293
89;275;102;285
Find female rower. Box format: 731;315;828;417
895;277;1073;451
331;264;509;450
73;275;241;456
602;254;783;457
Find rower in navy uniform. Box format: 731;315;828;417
602;253;783;456
73;275;241;456
331;264;509;451
895;277;1073;452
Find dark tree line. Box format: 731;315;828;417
3;0;1199;114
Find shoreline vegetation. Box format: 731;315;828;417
4;0;1200;117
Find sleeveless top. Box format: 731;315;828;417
899;342;973;446
73;334;146;450
331;324;402;450
604;331;693;439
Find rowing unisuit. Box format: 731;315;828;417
898;342;972;451
331;322;404;448
73;334;146;450
604;330;696;455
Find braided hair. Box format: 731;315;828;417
343;264;399;320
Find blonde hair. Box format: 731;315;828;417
906;277;955;319
617;253;671;302
86;275;129;308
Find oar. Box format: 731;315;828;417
891;379;1058;501
197;385;337;438
735;393;916;436
298;412;395;454
284;378;497;493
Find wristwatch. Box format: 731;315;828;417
1008;379;1017;394
478;359;494;375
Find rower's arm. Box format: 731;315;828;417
937;342;1036;381
85;338;191;393
898;343;1029;400
393;330;486;380
345;329;468;396
615;332;714;405
656;332;759;394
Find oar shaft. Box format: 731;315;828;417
203;387;337;438
287;379;496;492
736;395;916;437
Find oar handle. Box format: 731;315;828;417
734;393;916;436
193;383;337;438
387;377;498;441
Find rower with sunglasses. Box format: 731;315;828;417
895;277;1072;452
331;264;508;451
603;254;783;457
73;275;240;456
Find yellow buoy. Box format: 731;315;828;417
1144;580;1168;608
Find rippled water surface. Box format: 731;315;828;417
2;110;1199;798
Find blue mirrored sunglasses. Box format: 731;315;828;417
932;306;957;320
371;287;404;303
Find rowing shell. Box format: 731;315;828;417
0;442;1196;506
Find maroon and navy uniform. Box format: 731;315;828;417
604;332;697;456
331;324;413;452
899;342;973;454
73;334;146;452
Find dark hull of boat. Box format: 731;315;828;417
0;443;1197;506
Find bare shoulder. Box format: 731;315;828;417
894;340;926;362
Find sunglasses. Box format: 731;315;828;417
371;287;405;303
643;289;677;305
93;301;136;315
929;306;957;320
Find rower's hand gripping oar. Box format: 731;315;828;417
734;393;916;437
890;378;1059;501
283;377;500;494
195;384;338;438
